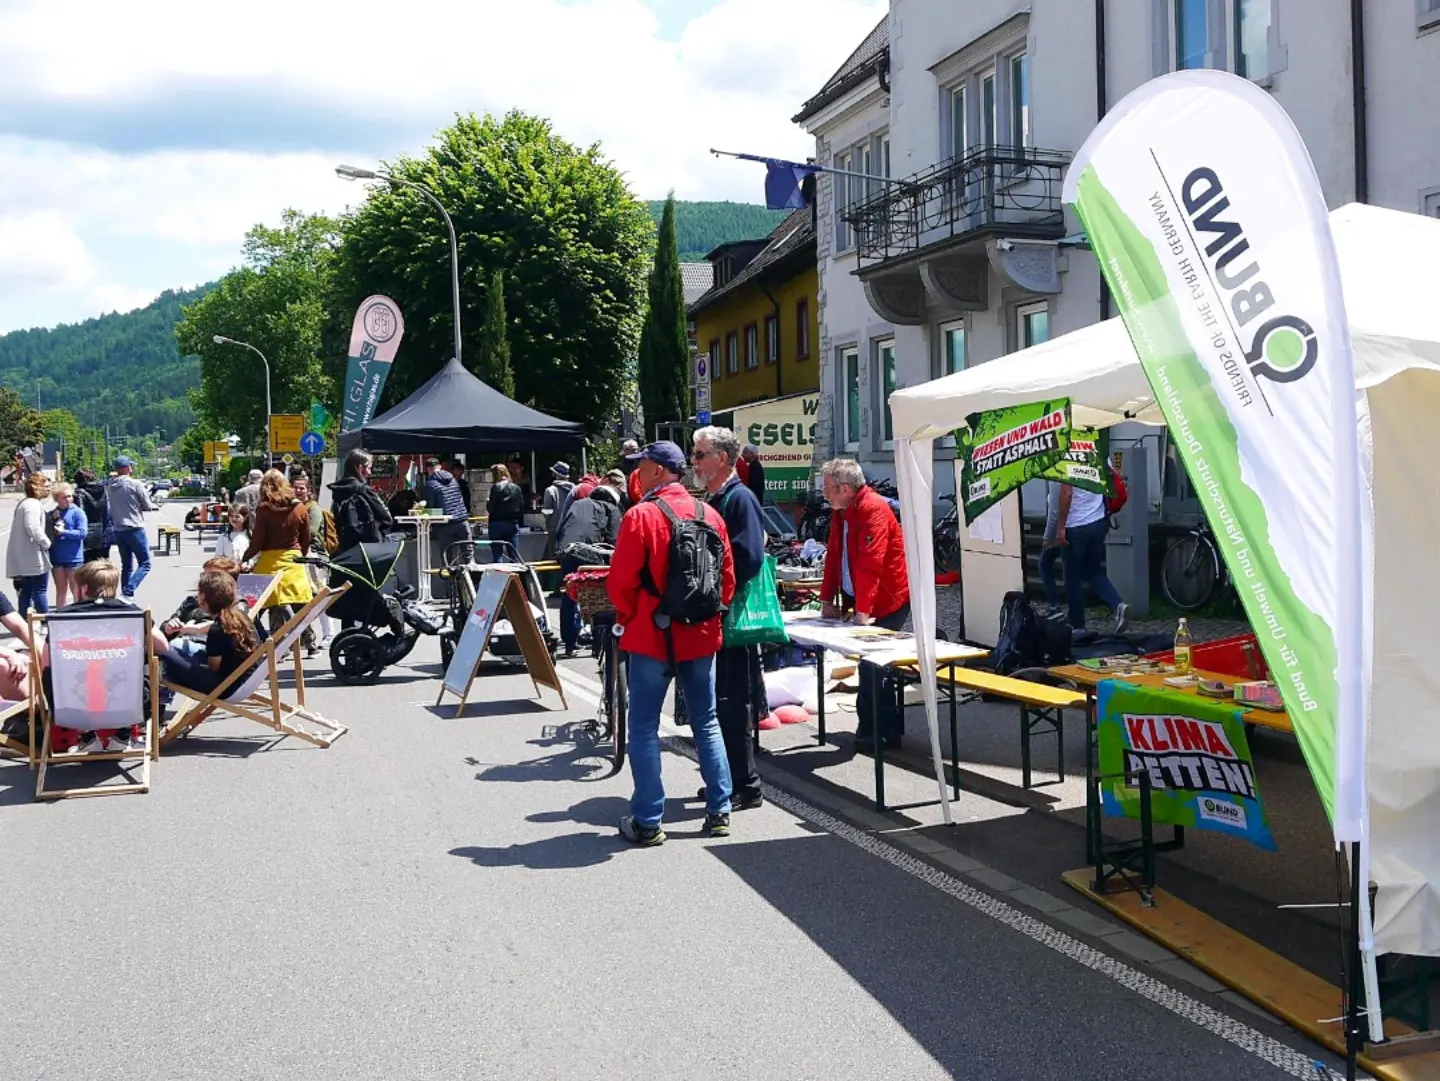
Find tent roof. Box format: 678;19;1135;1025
890;202;1440;442
356;358;586;455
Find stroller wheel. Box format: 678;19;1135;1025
330;629;383;685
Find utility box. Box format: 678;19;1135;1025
1105;442;1151;618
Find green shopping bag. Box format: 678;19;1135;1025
723;553;789;648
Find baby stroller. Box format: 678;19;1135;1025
436;538;560;671
302;540;448;685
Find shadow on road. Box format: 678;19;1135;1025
428;700;553;721
450;833;622;870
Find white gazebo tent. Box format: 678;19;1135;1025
889;202;1440;958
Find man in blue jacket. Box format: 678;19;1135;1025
691;425;767;810
423;456;472;572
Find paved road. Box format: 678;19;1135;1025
0;500;1352;1080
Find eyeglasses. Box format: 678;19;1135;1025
690;450;712;461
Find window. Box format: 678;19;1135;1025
1235;0;1270;77
726;331;739;376
1009;53;1030;147
834;134;889;254
1018;302;1050;349
744;324;759;370
940;321;966;376
834;150;854;252
796;299;811;358
708;340;720;382
1175;0;1210;69
764;315;779;365
1424;0;1440;32
877;340;898;447
981;73;997;146
1424;190;1440;217
842;347;861;451
948;84;968;159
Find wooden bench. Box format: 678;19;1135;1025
937;666;1088;790
156;524;181;556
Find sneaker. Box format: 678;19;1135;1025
704;813;731;838
78;735;106;755
1114;602;1130;634
617;816;666;847
698;786;763;811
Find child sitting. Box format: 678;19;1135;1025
162;571;259;697
160;557;246;659
42;560;170;755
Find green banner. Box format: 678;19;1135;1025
1098;680;1274;850
956;399;1071;523
1039;425;1113;496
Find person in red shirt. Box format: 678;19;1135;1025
607;441;736;845
819;458;911;750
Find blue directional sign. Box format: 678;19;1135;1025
299;430;325;456
696;410;711;425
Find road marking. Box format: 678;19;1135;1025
558;667;1348;1080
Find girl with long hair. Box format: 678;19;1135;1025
243;469;314;636
216;503;254;562
163;570;260;696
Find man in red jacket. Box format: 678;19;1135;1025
819;458;911;750
607;441;736;846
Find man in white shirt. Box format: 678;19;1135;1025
1056;483;1128;634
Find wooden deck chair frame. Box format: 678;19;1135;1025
28;608;161;800
159;584;351;750
235;572;281;616
0;698;31;760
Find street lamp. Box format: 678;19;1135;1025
336;163;463;366
212;335;273;467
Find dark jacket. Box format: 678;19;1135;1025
556;487;621;551
423;468;468;520
707;475;765;588
76;480;112;548
329;477;393;550
487;480;526;526
743;459;767;505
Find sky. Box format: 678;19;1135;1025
0;0;886;335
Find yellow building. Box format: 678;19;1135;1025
689;208;819;412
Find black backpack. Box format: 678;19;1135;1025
991;591;1073;674
643;496;727;628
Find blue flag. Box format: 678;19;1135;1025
732;153;821;210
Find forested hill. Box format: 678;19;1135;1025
0;285;211;440
648;201;788;262
0;202;781;440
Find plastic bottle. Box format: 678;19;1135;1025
1174;617;1194;675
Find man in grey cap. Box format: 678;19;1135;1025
541;461;574;560
232;469;263;513
105;455;157;598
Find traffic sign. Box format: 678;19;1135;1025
697;410;711;425
270;414;305;454
299;430;325;456
203;440;230;465
281;453;295;465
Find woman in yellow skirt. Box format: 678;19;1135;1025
243;470;314;637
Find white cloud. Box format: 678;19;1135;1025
0;0;886;330
0;212;94;291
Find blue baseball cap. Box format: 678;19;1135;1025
624;440;686;475
114;455;135;468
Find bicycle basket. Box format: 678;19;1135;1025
566;567;613;623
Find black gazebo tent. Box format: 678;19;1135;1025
347;358;586;455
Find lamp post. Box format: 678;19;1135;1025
212;335;273;467
336;164;463;366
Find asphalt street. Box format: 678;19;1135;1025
0;499;1354;1080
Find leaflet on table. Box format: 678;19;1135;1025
1097;680;1275;850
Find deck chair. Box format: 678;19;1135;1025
236;573;280;615
29;607;160;800
0;698;31;760
159;584;351;750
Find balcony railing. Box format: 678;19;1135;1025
842;145;1071;269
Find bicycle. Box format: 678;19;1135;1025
589;611;627;772
1160;520;1225;611
934;493;959;571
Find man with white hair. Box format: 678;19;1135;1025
232;469;263;513
740;444;766;504
819;458;911;751
691;425;768;809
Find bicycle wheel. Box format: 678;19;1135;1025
1161;533;1219;611
611;650;627;771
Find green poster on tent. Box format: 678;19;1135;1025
956;399;1072;523
1039;426;1114;496
1098;680;1275;850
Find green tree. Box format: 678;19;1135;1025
0;387;44;460
637;194;689;434
175;211;339;454
329;110;653;434
646;200;786;262
476;269;515;397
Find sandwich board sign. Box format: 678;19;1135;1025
437;568;566;716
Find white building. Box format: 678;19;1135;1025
796;0;1440;495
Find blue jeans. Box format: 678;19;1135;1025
1061;518;1124;629
626;652;731;826
1039;545;1062;606
559;555;582;652
489;521;519;563
114;527;152;597
14;574;48;616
